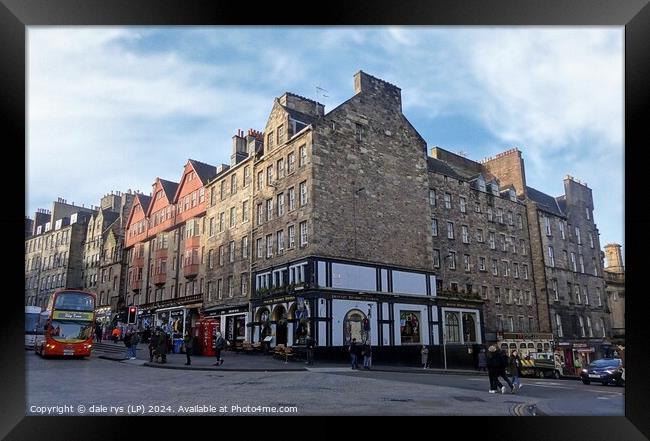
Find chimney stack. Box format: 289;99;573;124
231;129;248;165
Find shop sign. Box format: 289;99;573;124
556;342;572;347
573;343;588;348
53;311;94;321
261;295;294;305
577;348;595;353
500;332;554;340
170;309;184;318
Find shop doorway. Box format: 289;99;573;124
272;305;288;346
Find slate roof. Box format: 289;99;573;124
426;157;466;180
526;186;565;216
159;179;179;202
188;159;217;185
136;194;152;214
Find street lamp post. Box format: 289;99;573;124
443;329;447;370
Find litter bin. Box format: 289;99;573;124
173;338;184;354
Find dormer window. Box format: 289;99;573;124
289;118;307;136
490;181;499;196
477;175;486;192
509;188;516;202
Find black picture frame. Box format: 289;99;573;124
2;0;648;439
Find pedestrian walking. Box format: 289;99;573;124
486;345;501;393
149;327;160;362
362;342;372;370
155;328;167;363
421;345;429;369
349;338;359;369
478;348;487;372
123;329;132;359
184;331;193;366
111;327;120;344
508;350;523;392
305;336;315;366
129;329;140;359
213;332;225;366
496;348;514;394
95;323;103;343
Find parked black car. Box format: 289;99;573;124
580;358;624;386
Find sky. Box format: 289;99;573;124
27;27;624;258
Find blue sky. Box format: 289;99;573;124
27;27;624;258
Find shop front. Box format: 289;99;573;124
202;305;249;350
95;306;112;327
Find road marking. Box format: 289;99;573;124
596;396;610;400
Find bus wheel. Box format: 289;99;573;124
553;370;561;379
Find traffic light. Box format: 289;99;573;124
127;306;137;324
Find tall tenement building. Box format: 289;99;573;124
25;200;97;308
82;190;135;325
603;243;624;345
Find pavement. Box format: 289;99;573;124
92;341;489;375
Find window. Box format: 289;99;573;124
481;286;488;299
244;166;251;187
429;189;436;207
242;200;249;222
508;316;514;332
241;236;249;259
570;252;577;271
256;238;263;259
513;263;519;278
496;313;503;329
447;222;455;239
463;254;471;272
217;279;223;299
489;232;495;249
230;207;236;228
600;318;606;337
277;125;285;144
229;241;235;263
257;203;263;225
475;202;481;213
459;197;466;213
266;234;273;258
487;207;493;222
266;165;273;186
241;274;248;297
287;152;296;174
431;219;438;236
588;232;594;248
444;312;460;343
507;211;513;225
220;181;225;200
575;226;581;245
299;144;307;167
592;258;598;276
355;123;364;142
277;193;285;216
444;193;452;209
227;276;234;298
299;181;308;206
496;209;503;224
288;225;296;248
288;187;296;211
575;285;581;304
433;249;441;268
219;246;224;266
500;234;506;251
517;214;523;229
548;246;555;267
597;287;602;306
257;171;264;191
584;286;589;305
300;221;308;246
207;281;213;302
277;230;285;254
585;207;590;220
518;316;525;332
579;255;585;273
479;257;486;271
520;240;527;256
526;290;532;306
578;316;586;337
267;132;274;149
491;259;498;276
503;260;510;277
266;199;273;222
461;225;469;243
510;236;516;253
477;229;484;243
544;216;551;235
448;251;456;270
559;221;565;239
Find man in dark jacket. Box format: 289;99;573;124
213;332;225;366
149;328;159;362
495;348;514;393
155;329;167;363
349;338;360;370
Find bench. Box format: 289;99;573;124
272;344;295;363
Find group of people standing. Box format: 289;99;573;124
348;338;372;370
480;346;523;394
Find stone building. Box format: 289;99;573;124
81;191;135;325
603;243;624;345
242;71;481;367
425;148;541;354
486;150;611;375
24;200;96;308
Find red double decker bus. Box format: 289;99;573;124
35;289;96;358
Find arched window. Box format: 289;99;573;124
445;312;460;343
343;310;366;345
462;312;477;343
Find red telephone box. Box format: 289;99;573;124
197;318;220;356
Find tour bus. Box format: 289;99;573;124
25;305;43;348
35;289;96;358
